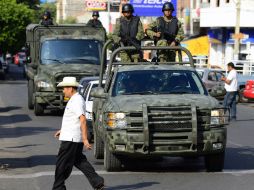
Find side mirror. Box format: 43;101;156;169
208;85;226;97
90;87;107;99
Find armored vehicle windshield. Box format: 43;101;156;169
40;39;101;65
112;70;207;96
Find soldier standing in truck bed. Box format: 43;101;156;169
40;10;54;26
111;3;144;63
86;11;104;28
146;2;184;62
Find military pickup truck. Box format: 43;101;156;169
25;24;106;115
91;41;229;172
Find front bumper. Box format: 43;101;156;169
34;92;67;109
106;128;226;156
104;104;227;157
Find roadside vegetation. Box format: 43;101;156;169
0;0;56;53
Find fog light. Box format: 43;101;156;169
213;143;223;150
115;145;125;151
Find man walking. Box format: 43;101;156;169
146;2;184;62
52;77;104;190
221;62;238;121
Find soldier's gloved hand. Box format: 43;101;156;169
154;32;161;38
170;41;176;47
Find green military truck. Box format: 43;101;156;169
91;42;229;172
25;24;106;115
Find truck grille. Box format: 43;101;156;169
127;105;210;152
148;105;192;132
127;107;209;131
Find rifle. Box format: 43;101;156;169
121;36;141;51
152;26;176;45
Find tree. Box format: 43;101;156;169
0;0;34;53
16;0;40;8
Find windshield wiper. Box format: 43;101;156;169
122;91;159;95
168;91;193;94
64;58;98;64
42;59;66;64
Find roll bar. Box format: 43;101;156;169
99;40;194;87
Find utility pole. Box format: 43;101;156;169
234;0;241;60
108;0;111;32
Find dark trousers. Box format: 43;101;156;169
223;91;237;119
52;141;104;190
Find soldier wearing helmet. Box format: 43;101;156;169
146;2;184;62
86;11;104;28
40;10;54;26
111;3;144;63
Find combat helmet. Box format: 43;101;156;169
162;2;175;12
92;11;99;17
122;3;134;13
43;10;51;18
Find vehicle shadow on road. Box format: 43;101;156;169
0;114;32;125
0;126;55;138
0;106;22;112
105;182;160;190
120;157;204;173
225;147;254;170
0;155;57;169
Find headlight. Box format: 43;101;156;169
106;112;127;129
36;81;53;88
210;109;228;125
86;111;92;120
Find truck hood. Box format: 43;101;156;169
39;64;100;76
108;94;220;112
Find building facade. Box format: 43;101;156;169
198;0;254;68
56;0;122;32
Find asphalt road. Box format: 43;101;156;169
0;64;254;190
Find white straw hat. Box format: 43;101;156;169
57;77;82;87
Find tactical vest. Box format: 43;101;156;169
157;16;178;42
93;20;102;27
120;16;140;43
41;19;54;26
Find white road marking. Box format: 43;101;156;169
1;169;254;179
228;140;244;147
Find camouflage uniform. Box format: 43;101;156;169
40;18;54;26
111;16;144;62
40;11;54;26
86;19;103;28
146;16;184;62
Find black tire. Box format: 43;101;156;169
34;99;44;116
28;80;34;109
239;89;248;103
205;152;225;172
94;130;104;159
0;73;5;80
87;132;93;143
104;141;122;171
